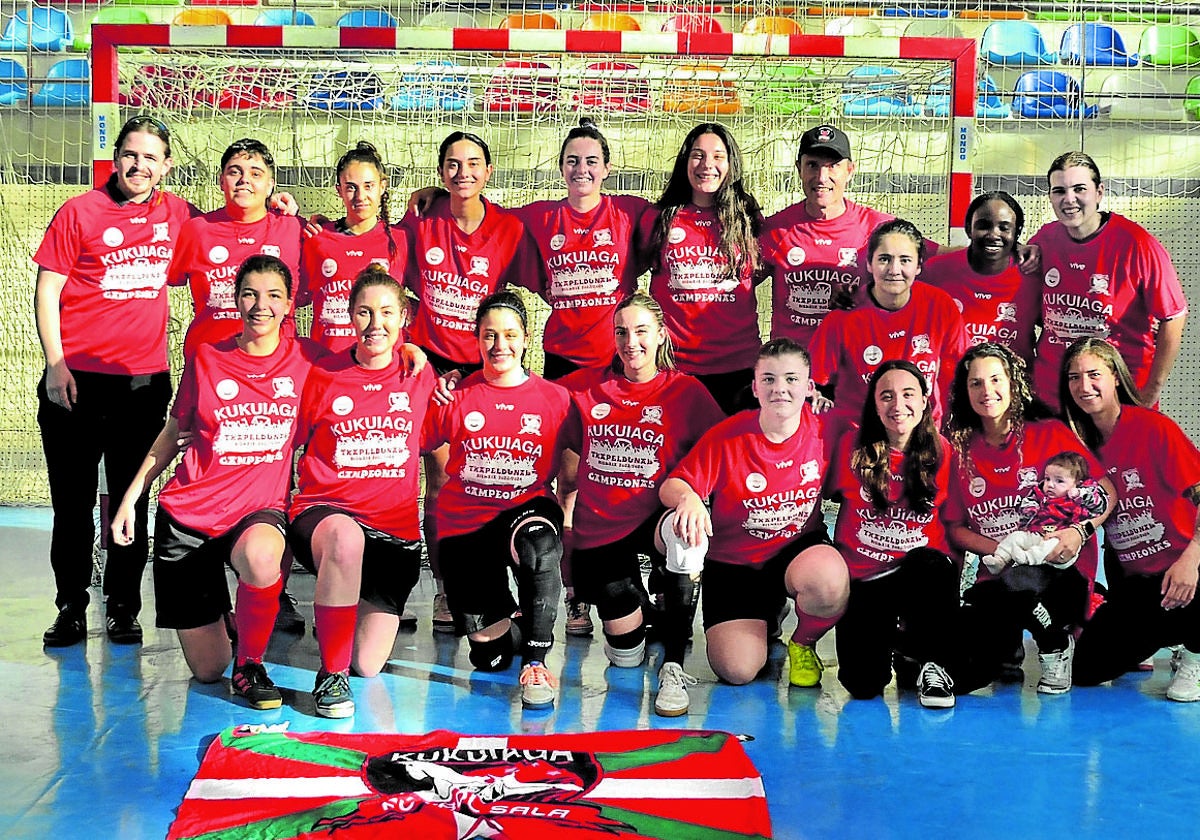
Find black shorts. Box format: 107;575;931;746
422;347;484;379
541;352;583;382
702;527;833;630
153;507;287;630
694;367;755;417
572;510;666;604
437;496;563;632
289;505;422;615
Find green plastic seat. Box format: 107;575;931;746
756;64;822;115
1185;75;1200;120
1139;24;1200;66
74;6;152;51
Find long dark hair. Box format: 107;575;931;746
1060;337;1144;451
854;360;943;514
944;342;1054;474
335;140;398;261
649;123;761;281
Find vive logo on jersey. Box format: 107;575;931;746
237;235;254;244
362;383;382;392
469;256;490;276
346;250;363;258
388;392;411;413
103;227;124;247
152;222;170;243
1122;468;1144;491
639;406;663;425
775;460;793;469
520;414;543;436
495;403;515;411
272;376;297;399
1070;261;1087;271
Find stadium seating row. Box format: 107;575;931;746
8;54;1200;122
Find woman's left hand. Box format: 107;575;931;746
810;394;834;415
270;192;300;216
1044;525;1083;565
1162;544;1200;610
399;343;427;376
1016;242;1041;274
432;369;462;405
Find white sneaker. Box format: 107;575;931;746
917;662;955;709
1167;649;1200;702
1037;636;1074;695
1169;644;1185;673
654;662;697;717
519;661;557;709
604;638;646;668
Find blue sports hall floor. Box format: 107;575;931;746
2;504;1198;839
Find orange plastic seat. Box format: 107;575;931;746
499;12;559;30
662;64;741;114
581;13;640;32
741;16;802;35
172;9;234;25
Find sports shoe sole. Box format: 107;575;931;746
1036;683;1071;695
919;694;956;709
316;700;355;718
654;699;689;717
521;693;556;710
231;688;283;711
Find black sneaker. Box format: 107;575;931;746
43;607;87;647
106;613;143;645
274;591;305;635
231;660;283;710
313;670;355;718
918;662;956;709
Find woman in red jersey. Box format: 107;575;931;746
639;123;764;416
169;137;307;360
562;292;724;716
298;141;409;354
35;115;200;648
289;266;434;718
112;255;323;712
942;342;1111;695
661;339;848;690
827;361;959;709
1061;339;1200;700
424;291;571;711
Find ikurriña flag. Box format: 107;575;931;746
169;724;772;839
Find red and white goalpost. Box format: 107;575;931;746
88;23;976;241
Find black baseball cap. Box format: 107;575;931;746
796;124;852;161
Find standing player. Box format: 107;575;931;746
402;131;539;632
921;192;1040;365
35;115;199;647
808;219;967;451
1030;151;1186;411
424;291;572;711
169;138;307;360
290;267;435;717
563;293;724;716
111;256;323;710
660;339;849;690
639;123;764;416
298;142;409;354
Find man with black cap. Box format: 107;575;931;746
759;124;917;349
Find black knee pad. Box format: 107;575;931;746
596;577;643;621
511;516;563;573
468;631;515;672
603;626;646;651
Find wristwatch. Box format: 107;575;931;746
1079;519;1096;539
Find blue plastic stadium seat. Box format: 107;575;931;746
0;6;73;52
255;9;316;25
0;58;27;105
32;58;89;107
1012;70;1097;119
926;72;1012;119
304;69;385;110
391;60;472;111
842;65;925;117
1059;23;1138;66
336;10;398;28
982;21;1057;65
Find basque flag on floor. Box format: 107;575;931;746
169;724;772;839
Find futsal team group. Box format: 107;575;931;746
33;113;1200;720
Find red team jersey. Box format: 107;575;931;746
34;183;198;375
829;433;953;581
639;205;762;375
809;281;968;439
1094;406;1200;577
168;209;305;359
943;420;1104;583
513;195;650;368
561;367;724;550
297;221;409;353
402;197;534;365
759;200;893;347
424;372;571;539
158;335;323;537
921;249;1039;364
667;408;828;569
1030;213;1186;409
291;352;435;541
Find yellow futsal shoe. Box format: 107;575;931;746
787;640;824;687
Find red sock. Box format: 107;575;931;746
314;603;357;675
234;577;282;664
792;606;842;647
